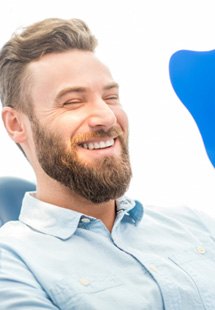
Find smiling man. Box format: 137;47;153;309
1;20;131;231
21;49;131;228
1;18;215;310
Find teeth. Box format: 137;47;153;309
82;139;114;150
88;143;94;150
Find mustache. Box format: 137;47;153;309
70;127;123;146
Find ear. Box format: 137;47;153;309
2;107;27;144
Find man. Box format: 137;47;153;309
0;18;215;310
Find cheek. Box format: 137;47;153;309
52;113;85;140
115;107;129;133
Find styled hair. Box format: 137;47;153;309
0;18;97;114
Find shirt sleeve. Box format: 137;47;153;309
0;247;59;309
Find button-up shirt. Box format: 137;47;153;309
0;192;215;309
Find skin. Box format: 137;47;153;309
2;50;129;231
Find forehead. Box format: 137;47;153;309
27;50;115;103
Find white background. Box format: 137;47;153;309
0;0;214;214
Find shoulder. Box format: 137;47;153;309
0;220;33;249
0;220;26;236
143;204;215;238
144;204;197;220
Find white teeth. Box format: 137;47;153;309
99;141;106;148
105;140;114;147
94;142;100;149
88;143;94;150
82;139;114;150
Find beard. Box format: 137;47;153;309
31;118;132;204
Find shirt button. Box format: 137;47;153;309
196;246;206;254
79;278;90;286
81;217;91;223
149;264;158;272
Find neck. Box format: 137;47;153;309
35;177;116;232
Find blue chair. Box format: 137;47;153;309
0;177;36;226
169;49;215;168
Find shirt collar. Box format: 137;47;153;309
116;196;144;224
19;192;144;240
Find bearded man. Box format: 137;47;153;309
0;18;215;310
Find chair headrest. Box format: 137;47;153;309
0;177;36;226
169;49;215;167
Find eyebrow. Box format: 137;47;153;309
54;82;119;103
103;82;119;90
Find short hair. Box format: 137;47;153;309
0;18;97;114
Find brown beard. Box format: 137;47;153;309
31;118;132;203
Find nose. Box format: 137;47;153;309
87;100;117;131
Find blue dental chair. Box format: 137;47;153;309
169;49;215;168
0;177;36;227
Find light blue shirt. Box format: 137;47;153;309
0;193;215;309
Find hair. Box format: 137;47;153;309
0;18;97;114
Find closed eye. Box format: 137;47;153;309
105;95;120;104
63;99;82;105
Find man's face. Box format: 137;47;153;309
27;50;132;203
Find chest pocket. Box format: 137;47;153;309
49;272;123;310
169;242;215;310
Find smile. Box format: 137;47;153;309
81;139;115;150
